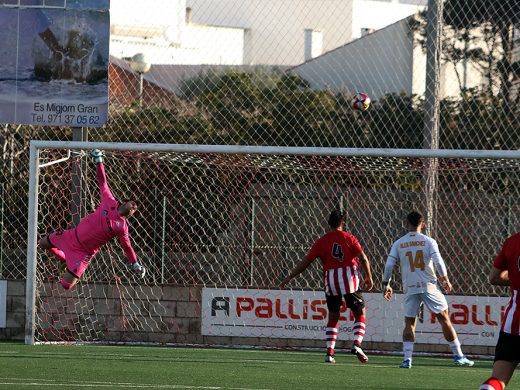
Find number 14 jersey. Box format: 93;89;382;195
385;232;448;294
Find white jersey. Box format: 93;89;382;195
384;231;448;294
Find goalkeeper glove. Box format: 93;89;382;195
131;261;146;278
90;149;104;164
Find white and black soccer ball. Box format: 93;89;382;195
351;92;371;111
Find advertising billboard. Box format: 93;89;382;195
202;288;508;346
0;0;110;127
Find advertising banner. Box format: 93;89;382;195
0;0;110;126
202;288;509;346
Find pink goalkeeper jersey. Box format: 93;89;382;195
73;163;137;263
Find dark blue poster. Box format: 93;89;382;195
0;0;110;127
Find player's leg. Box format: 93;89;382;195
60;269;79;290
38;235;66;261
400;294;421;368
59;251;93;290
345;291;368;363
324;294;342;363
480;361;516;390
400;316;416;368
480;331;520;389
436;309;470;363
479;376;505;390
424;289;474;366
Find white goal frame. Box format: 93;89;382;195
26;140;520;345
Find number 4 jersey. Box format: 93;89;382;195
305;230;364;296
384;232;448;294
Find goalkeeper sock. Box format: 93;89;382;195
60;278;76;290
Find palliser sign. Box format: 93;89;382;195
201;288;509;346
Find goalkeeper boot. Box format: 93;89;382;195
351;343;369;364
400;359;412;369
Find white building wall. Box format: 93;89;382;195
351;0;424;39
187;0;424;66
293;16;492;101
304;29;323;61
187;0;354;65
110;0;244;65
292;19;414;99
109;0;424;66
110;26;244;65
111;0;186;43
180;24;245;65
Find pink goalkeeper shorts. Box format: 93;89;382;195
48;229;94;278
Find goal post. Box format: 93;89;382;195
26;141;520;350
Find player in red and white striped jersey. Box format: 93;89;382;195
480;232;520;390
280;210;374;364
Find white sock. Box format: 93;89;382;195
403;341;414;360
449;338;463;357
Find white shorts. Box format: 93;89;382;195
403;287;448;318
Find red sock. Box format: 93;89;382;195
480;377;504;390
353;314;366;345
326;317;339;352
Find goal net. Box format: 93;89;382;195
26;142;520;348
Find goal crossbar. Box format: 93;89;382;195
29;140;520;159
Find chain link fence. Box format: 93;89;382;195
1;0;520;286
28;145;520;343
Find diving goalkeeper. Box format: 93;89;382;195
38;149;146;290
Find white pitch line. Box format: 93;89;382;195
0;379;270;390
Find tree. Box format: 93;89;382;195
443;0;520;108
411;0;520;110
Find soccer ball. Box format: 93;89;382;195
351;92;371;111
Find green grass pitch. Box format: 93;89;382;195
0;342;509;389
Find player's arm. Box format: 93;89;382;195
357;251;373;291
489;266;509;286
382;242;398;301
90;149;115;202
490;242;510;286
118;233;146;278
430;240;451;293
280;257;312;289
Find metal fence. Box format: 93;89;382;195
1;0;520;283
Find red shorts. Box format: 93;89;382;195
48;230;94;278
